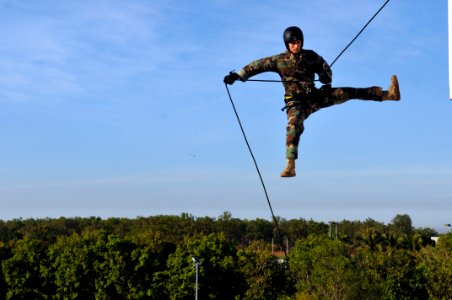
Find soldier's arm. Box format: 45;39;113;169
237;55;279;81
315;54;332;84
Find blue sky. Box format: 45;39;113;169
0;0;451;231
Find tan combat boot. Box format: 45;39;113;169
280;158;296;177
382;75;400;101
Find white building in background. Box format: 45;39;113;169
431;236;439;245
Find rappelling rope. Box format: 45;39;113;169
224;0;392;288
225;83;296;295
329;0;391;67
224;84;287;252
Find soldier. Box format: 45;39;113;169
224;26;400;178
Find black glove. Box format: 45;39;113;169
319;62;332;84
224;72;240;85
320;84;331;91
319;74;332;85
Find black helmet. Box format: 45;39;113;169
283;26;304;50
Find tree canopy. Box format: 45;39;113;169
0;213;450;299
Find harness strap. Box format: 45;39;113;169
281;95;308;112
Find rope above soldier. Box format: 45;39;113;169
224;26;400;178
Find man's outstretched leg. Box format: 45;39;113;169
319;75;401;105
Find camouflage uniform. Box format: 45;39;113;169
236;49;384;160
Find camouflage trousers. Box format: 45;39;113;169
285;86;383;160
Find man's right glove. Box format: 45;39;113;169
224;72;240;85
320;84;331;91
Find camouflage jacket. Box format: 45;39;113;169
237;49;332;96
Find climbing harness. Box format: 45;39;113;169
281;94;310;112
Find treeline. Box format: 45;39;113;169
0;212;450;299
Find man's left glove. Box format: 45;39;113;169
224;72;240;85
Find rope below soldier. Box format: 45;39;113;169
224;26;401;178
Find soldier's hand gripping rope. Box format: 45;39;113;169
223;71;241;85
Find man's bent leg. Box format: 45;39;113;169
285;107;305;159
281;107;305;177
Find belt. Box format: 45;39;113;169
281;94;309;112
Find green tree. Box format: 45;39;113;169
193;216;215;235
418;241;452;298
380;232;406;250
357;228;386;251
164;233;244;299
289;235;375;300
244;218;273;242
215;212;247;244
48;229;175;299
362;218;386;232
94;235;139;299
2;237;53;299
437;232;452;248
126;230;176;299
0;219;26;242
144;214;196;244
237;241;291;299
390;214;413;238
0;241;12;300
335;220;361;243
49;230;106;299
280;218;310;243
356;247;428;300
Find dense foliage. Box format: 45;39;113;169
0;213;450;299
